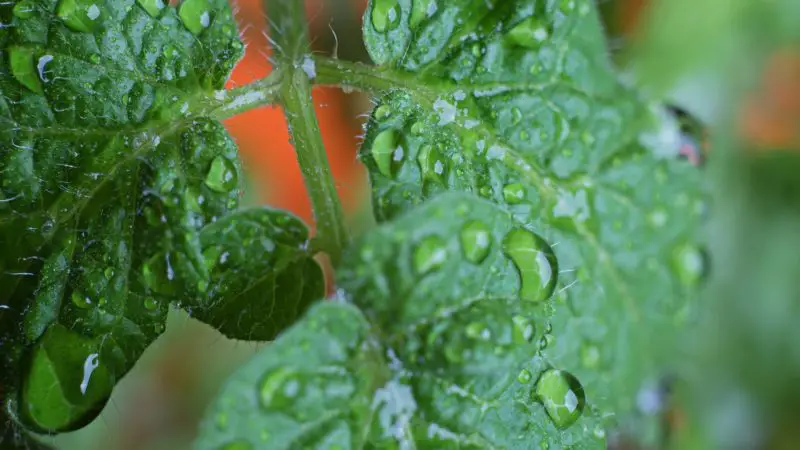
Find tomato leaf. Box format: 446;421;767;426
0;0;319;443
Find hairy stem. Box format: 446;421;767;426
210;71;283;121
265;0;350;264
313;56;439;97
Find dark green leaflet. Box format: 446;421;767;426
0;0;321;445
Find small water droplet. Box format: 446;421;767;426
143;297;158;311
57;0;103;33
503;183;525;204
503;229;558;302
371;0;400;33
413;235;447;275
179;0;212;35
581;344;600;369
510;107;523;125
534;369;585;429
13;0;36;19
371;129;403;177
672;244;706;285
35;55;54;84
71;291;93;309
103;268;114;280
374;104;392;120
417;144;447;185
538;333;554;350
136;0;166;17
647;208;668;228
410;121;425;135
512;315;535;343
204;156;238;193
507;16;551;49
517;369;533;384
141;253;177;295
260;368;303;410
459;220;492;264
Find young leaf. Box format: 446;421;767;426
188;207;324;341
359;0;704;439
196;193;605;448
0;0;304;442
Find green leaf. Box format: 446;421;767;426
194;301;389;450
189;208;324;341
0;0;290;440
357;0;705;443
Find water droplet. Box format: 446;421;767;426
205;156;238;193
371;0;400;33
410;121;425;135
459;220;492;264
259;368;303;410
13;0;36;19
417;144;447;185
410;0;436;27
371;129;403;177
503;183;525;204
374;104;392;120
507;17;552;49
37;55;54;84
538;333;554;350
179;0;212;35
672;244;706;285
503;229;558;302
534;369;585;429
647;208;668;228
512;315;535;343
413;235;447;275
141;253;177;295
581;344;600;369
80;353;100;395
517;369;533;384
57;0;103;33
136;0;166;17
511;107;523;125
143;297;158;311
71;291;93;309
465;321;487;340
221;441;253;450
9;46;44;94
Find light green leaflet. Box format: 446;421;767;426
0;0;321;443
195;0;705;448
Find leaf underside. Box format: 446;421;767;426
195;1;704;449
0;0;321;444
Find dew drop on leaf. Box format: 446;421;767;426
37;55;54;84
56;0;103;33
510;107;523;125
70;291;93;309
417;144;447;185
507;17;551;49
502;229;558;302
371;129;403;178
141;253;177;295
374;104;392;120
143;297;158;311
413;235;447;275
534;369;585;429
672;243;706;285
371;0;400;33
13;0;35;19
204;156;238;193
517;369;533;384
503;183;526;204
459;220;491;264
580;343;600;369
410;121;424;136
259;368;303;410
512;315;535;343
136;0;166;18
179;0;213;35
8;46;43;94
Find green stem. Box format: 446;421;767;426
313;56;438;97
265;0;349;264
209;71;283;121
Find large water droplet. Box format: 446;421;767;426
417;144;447;185
71;291;93;309
259;368;303;410
136;0;166;17
141;253;177;295
205;156;238;193
143;297;158;311
507;17;552;49
459;220;492;264
503;183;526;204
57;0;103;33
672;244;706;285
13;0;36;19
9;46;44;94
503;229;558;302
534;369;585;429
410;0;437;28
413;235;447;275
371;0;400;33
374;104;392;120
371;129;403;177
517;369;533;384
37;55;54;84
179;0;212;35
